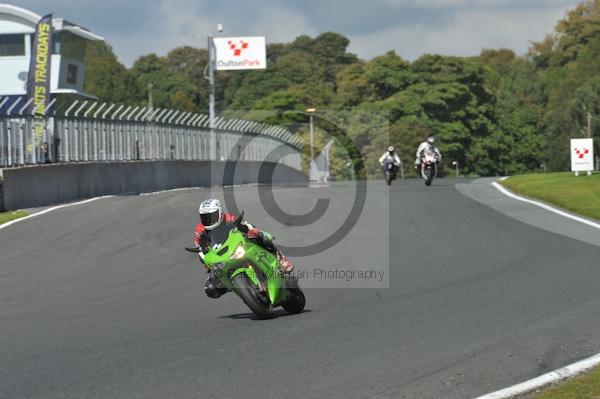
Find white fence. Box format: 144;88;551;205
0;98;303;170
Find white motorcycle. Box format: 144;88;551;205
420;150;438;186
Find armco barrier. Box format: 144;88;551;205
0;99;303;170
0;161;307;211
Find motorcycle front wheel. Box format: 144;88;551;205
424;167;433;186
232;275;274;319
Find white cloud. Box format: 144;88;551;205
109;0;317;66
383;0;577;8
251;6;318;44
15;0;581;65
348;5;570;60
383;0;476;8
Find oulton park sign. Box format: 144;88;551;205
570;138;595;173
214;36;267;70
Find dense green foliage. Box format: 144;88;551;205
84;1;600;178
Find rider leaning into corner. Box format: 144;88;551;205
414;136;442;169
379;145;402;172
193;199;294;299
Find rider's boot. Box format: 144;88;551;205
277;251;294;274
204;274;229;298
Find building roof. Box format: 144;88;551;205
0;4;103;41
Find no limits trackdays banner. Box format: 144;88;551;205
26;14;53;151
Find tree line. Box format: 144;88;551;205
83;0;600;178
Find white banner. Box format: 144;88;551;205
214;36;266;70
570;138;594;172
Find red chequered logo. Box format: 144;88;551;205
228;40;249;57
574;148;590;159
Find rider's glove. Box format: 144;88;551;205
247;228;260;239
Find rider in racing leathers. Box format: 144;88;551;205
379;145;401;176
193;199;293;299
415;136;442;169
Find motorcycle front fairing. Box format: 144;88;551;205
203;229;288;306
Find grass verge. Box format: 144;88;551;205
0;210;29;225
500;172;600;221
501;173;600;397
525;365;600;398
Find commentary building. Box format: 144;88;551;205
0;3;103;105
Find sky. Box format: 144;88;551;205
10;0;584;66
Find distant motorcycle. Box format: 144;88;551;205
381;156;399;186
420;151;438;186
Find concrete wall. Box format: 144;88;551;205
0;161;307;210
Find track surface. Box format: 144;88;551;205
2;179;600;399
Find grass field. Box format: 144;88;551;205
525;366;600;398
0;210;29;225
502;172;600;398
501;172;600;221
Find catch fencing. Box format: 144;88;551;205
0;98;303;170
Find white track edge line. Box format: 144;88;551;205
477;179;600;397
474;352;600;399
139;183;263;196
1;183;269;230
139;187;201;196
492;182;600;231
0;196;115;231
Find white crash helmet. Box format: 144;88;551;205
427;136;435;145
388;145;395;153
198;199;223;230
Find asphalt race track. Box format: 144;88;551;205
2;179;600;399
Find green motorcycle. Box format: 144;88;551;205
186;212;305;319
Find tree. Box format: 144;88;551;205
131;53;199;111
297;32;358;66
364;51;413;99
528;0;600;169
554;0;600;64
165;46;209;111
334;62;372;108
84;41;139;103
83;4;600;176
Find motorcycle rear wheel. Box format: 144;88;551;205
232;275;274;319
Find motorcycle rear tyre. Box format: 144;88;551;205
282;277;306;314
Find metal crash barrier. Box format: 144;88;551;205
0;98;303;170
